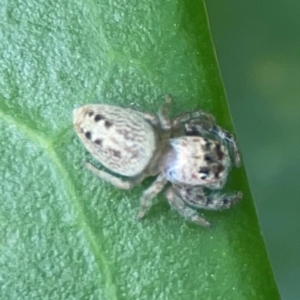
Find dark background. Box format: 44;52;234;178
206;1;300;299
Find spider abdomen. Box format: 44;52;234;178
73;104;157;177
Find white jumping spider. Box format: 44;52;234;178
73;95;242;227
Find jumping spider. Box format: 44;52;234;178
73;95;242;227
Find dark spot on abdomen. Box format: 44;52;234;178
85;131;91;139
130;150;140;159
109;148;121;158
105;120;113;128
94;139;102;146
95;114;104;122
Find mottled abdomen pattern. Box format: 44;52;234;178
73;105;157;176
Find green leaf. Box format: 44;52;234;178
0;0;279;299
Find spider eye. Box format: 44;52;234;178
204;154;212;162
198;167;210;175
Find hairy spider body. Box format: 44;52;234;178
73;95;242;227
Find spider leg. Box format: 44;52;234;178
172;110;216;129
137;173;168;220
136;111;159;127
209;124;241;167
158;94;173;130
85;162;146;190
165;186;211;227
137;94;172;139
177;185;243;210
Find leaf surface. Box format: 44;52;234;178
0;0;279;299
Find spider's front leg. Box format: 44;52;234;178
176;185;243;210
209;124;241;167
172;110;216;130
165;186;211;227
